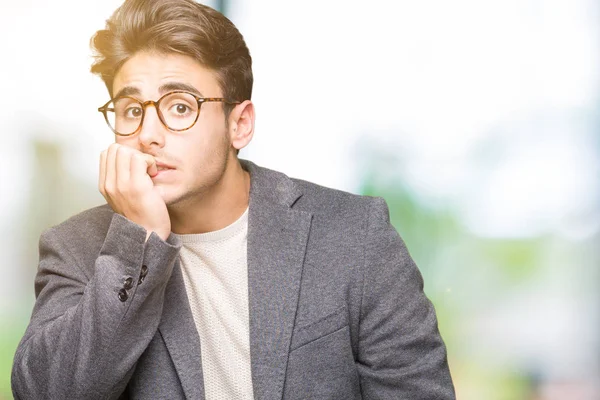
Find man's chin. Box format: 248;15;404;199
161;186;205;209
156;187;177;207
162;192;188;209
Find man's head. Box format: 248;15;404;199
91;0;252;118
90;0;255;208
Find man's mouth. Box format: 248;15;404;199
153;161;176;178
155;161;175;171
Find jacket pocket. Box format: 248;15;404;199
290;306;348;351
285;324;361;399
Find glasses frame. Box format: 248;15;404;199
97;90;241;136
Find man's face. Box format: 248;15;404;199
112;51;233;207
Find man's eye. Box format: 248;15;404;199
174;104;190;114
125;107;143;118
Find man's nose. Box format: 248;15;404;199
138;103;167;148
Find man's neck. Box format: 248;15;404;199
168;157;250;235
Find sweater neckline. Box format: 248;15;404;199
173;207;249;244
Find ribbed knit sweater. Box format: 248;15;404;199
174;207;253;399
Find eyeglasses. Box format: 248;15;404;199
97;90;240;136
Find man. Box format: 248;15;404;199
12;0;455;399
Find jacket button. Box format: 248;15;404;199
138;265;148;285
123;277;134;290
118;288;128;302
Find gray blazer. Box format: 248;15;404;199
12;160;455;399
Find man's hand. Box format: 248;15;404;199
99;143;171;241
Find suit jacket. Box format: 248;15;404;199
12;160;455;399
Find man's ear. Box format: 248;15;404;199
228;100;255;152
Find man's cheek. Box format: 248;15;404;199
115;137;138;149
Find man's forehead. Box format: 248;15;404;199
112;51;219;98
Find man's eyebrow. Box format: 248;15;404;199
112;82;204;100
113;86;141;99
159;82;204;97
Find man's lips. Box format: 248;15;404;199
150;161;176;178
155;161;175;171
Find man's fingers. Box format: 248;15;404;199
100;144;156;200
98;150;107;195
105;143;119;194
141;153;158;177
115;145;131;190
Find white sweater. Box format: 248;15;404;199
174;207;253;399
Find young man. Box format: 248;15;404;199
12;0;455;399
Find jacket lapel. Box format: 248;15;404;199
242;160;312;400
158;260;205;400
156;160;311;400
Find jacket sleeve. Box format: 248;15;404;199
356;197;456;399
11;213;181;400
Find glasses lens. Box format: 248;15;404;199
107;98;143;135
159;92;199;131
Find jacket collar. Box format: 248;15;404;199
240;159;304;208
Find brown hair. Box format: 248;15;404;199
90;0;252;117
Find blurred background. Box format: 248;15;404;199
0;0;598;399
